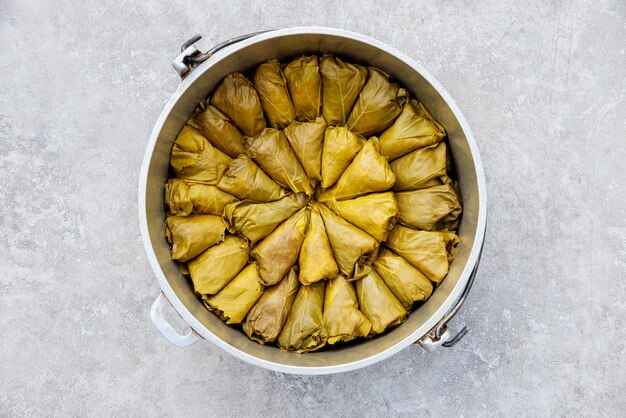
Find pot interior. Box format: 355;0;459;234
142;29;483;372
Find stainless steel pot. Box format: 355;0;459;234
139;27;487;374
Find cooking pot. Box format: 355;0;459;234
139;27;487;374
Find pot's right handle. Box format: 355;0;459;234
172;31;274;78
418;242;483;352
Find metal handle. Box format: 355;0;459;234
150;292;200;347
418;242;483;351
172;31;273;78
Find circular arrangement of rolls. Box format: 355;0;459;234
164;55;462;353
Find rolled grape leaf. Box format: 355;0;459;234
323;275;371;344
283;117;327;182
325;192;397;242
186;101;244;158
355;270;406;335
385;225;459;283
320;55;368;125
373;248;433;310
391;142;448;191
211;72;266;136
165;179;238;216
320;126;365;189
283;56;321;122
243;267;300;344
346;67;406;137
277;281;327;353
204;264;264;324
396;181;462;231
318;137;395;202
299;207;339;285
244;128;313;195
223;193;308;244
165;214;226;262
188;235;250;295
253;59;296;129
217;154;287;202
379;99;446;161
315;203;379;280
169;126;231;183
251;208;310;286
179;263;190;275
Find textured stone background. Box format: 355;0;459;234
1;0;625;416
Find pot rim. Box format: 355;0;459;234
138;26;487;374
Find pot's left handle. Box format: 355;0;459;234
150;292;200;347
172;31;273;79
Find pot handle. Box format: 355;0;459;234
418;242;483;351
150;292;200;347
172;31;274;78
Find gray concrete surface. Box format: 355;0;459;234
1;0;625;416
